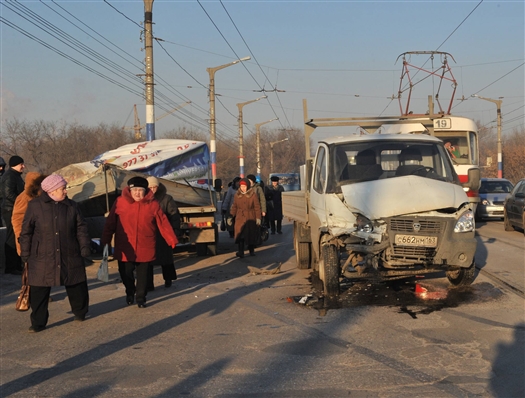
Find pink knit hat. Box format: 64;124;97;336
41;174;67;193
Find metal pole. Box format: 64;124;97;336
207;57;250;186
472;95;503;178
238;105;245;178
144;0;155;141
270;142;274;174
236;96;266;178
269;138;289;174
255;119;278;180
496;102;502;178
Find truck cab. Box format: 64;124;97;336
286;132;480;296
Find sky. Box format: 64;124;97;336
1;0;524;147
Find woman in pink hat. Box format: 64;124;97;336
19;174;92;333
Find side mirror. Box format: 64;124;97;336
214;178;222;193
462;168;481;191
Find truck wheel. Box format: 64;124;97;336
196;243;208;256
296;242;311;269
503;210;514;231
208;244;217;256
293;222;311;269
319;244;340;296
446;261;476;286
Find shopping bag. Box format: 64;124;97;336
97;244;110;283
15;265;30;311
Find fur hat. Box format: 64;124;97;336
246;174;256;183
127;176;148;190
9;155;24;167
41;174;67;193
147;176;159;187
270;176;279;182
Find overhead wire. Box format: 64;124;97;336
218;0;291;128
3;1;145;92
0;16;143;97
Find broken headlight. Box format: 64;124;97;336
355;214;373;233
454;210;475;233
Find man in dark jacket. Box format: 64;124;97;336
146;176;180;289
265;176;285;234
0;156;6;227
1;155;25;274
19;174;92;333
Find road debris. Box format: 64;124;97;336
247;262;282;275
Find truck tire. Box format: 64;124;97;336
446;261;476;286
196;243;208;256
293;221;311;269
319;243;340;296
296;242;311;269
503;210;514;231
208;244;217;256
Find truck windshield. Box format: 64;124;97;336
329;140;458;191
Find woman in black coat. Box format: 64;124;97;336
146;177;180;289
19;174;91;333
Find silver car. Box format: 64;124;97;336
476;178;514;220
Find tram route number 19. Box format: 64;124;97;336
434;118;451;129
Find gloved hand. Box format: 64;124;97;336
256;219;261;226
21;256;29;264
81;247;92;258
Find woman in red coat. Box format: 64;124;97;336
101;176;178;308
230;178;261;258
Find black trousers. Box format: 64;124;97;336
147;263;177;289
2;208;22;273
29;281;89;328
270;219;282;233
118;261;149;305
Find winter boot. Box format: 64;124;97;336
248;245;255;256
236;240;245;258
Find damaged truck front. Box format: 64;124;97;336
283;107;480;297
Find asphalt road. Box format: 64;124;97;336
0;221;524;397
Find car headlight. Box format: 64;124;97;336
454;210;475;233
481;199;489;206
355;215;373;233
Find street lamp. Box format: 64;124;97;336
236;96;267;178
144;0;155;140
207;56;251;185
270;138;289;174
472;94;503;178
255;118;278;180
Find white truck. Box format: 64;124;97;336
283;101;480;296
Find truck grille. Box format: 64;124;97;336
390;219;443;234
392;246;436;257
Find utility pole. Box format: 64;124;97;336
255;119;278;180
472;95;503;178
207;57;250;186
236;96;266;178
144;0;155;140
270;138;289;174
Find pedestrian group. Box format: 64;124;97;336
1;155;285;333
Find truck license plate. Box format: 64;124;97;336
395;234;438;247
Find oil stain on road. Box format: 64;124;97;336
289;278;504;318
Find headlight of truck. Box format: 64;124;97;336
454;210;475;233
355;215;373;233
481;199;489;206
